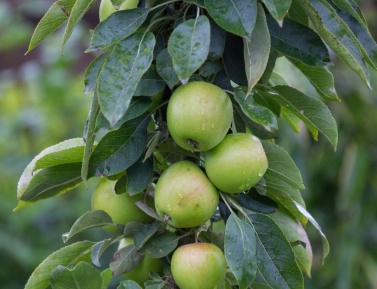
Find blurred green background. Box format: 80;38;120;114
1;1;376;288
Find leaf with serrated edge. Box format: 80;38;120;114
51;261;103;289
24;241;95;289
260;0;292;23
272;85;338;149
27;0;75;53
97;32;155;126
244;3;270;95
168;15;210;83
84;53;109;94
205;0;257;37
62;0;96;49
126;155;154;195
261;141;304;190
141;232;179;258
225;214;257;289
297;0;370;88
134;222;161;250
110;244;144;276
63;210;114;243
87;8;149;51
331;0;367;29
294;201;330;264
156;49;180;89
247;213;304;289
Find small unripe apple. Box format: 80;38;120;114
91;178;152;231
99;0;139;22
119;238;164;286
167;81;233;152
171;243;227;289
205;133;268;194
154;161;219;228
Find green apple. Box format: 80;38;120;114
167;81;233;152
154;160;219;228
171;243;227;289
205;133;268;194
91;178;152;231
119;238;164;286
99;0;139;22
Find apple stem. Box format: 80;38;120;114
187;139;199;151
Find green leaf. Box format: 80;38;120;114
281;107;301;133
223;33;247;86
331;0;367;29
272;85;338;149
123;221;145;238
205;0;257;37
84;53;109;94
156;49;180;89
134;65;166;97
199;60;224;77
267;16;331;66
117;280;142;289
51;262;103;289
62;210;114;243
261;141;304;190
87;8;149;51
288;0;308;26
294;201;330;264
101;268;113;289
225;214;257;289
88;113;150;177
244;3;270;95
208;20;226;61
247;213;303;289
17;163;82;203
297;0;371;88
134;222;161;250
110;244;144;276
168;15;210;83
141;232;179;258
126;155;154;196
24;241;95;289
27;0;75;53
237;189;278;214
269;208;313;277
97;32;155;126
63;0;96;49
260;0;292;23
234;90;278;131
288;58;339;101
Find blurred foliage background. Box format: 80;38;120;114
1;0;376;288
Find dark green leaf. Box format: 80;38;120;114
294;201;329;264
185;0;205;7
288;0;309;26
208;20;226;61
101;268;113;289
260;0;292;23
126;155;154;196
225;214;257;289
141;232;179;258
234;90;278;131
298;0;370;88
24;241;95;289
288;58;339;101
84;53;109;94
87;8;149;51
237;189;278;214
123;221;145;238
27;0;75;53
88;113;150;177
267;16;331;66
199;60;224;77
134;222;161;250
247;213;304;289
223;33;247;86
110;244;144;276
272;85;338;149
117;280;142;289
331;0;367;28
51;262;103;289
213;69;232;91
63;0;96;49
62;210;114;243
261;141;304;190
168;15;210;83
156;49;180;89
244;4;270;95
135;201;163;221
205;0;257;37
134;65;166;97
97;32;155;126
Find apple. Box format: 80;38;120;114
205;133;268;194
167;81;233;152
154;160;219;228
91;178;152;231
99;0;139;22
119;238;164;286
171;243;227;289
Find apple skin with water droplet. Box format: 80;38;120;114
205;133;268;194
167;81;233;152
154;160;219;228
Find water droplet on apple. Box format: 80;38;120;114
258;170;264;177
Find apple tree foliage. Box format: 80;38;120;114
16;0;377;288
